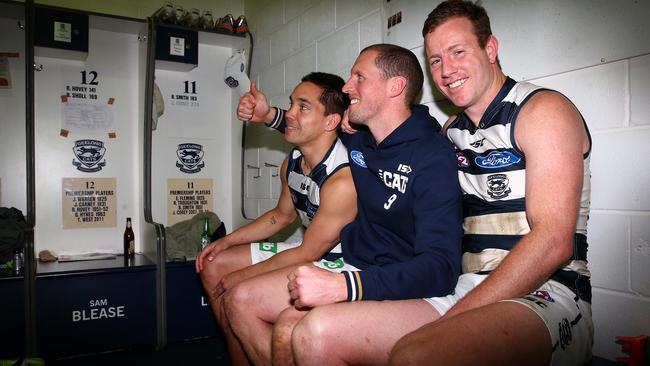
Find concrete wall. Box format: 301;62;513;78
243;0;650;361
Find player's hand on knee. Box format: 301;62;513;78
195;239;229;272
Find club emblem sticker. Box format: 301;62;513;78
72;139;107;172
176;143;205;173
486;173;511;199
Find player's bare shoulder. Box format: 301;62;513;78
319;166;356;205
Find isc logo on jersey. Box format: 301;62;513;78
259;242;278;253
378;169;408;193
322;258;345;269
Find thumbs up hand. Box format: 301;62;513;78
237;81;274;123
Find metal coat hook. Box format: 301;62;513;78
34;64;43;72
264;162;279;177
138;34;147;42
247;164;261;178
17;21;24;30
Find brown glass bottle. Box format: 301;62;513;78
123;217;135;258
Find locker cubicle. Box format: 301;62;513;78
0;0;30;359
0;0;250;358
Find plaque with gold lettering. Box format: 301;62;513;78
167;178;213;225
62;177;117;229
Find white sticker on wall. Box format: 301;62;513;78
54;21;72;43
170;36;185;57
175;143;205;173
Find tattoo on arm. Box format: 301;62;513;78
270;216;277;225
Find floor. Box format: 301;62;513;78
45;337;231;366
34;336;620;366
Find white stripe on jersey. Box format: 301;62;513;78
504;81;543;105
448;123;514;153
323;139;350;175
463;212;531;236
458;169;526;202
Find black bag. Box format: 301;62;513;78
0;207;27;263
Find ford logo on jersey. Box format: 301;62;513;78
475;151;521;169
350;150;367;168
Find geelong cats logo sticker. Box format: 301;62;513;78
176;143;205;173
487;173;511;199
72;140;106;173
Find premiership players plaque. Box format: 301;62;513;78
62;177;117;229
167;178;213;225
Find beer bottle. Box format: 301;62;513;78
124;217;135;258
200;217;210;252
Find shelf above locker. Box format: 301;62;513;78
155;24;198;71
198;29;248;49
36;253;155;277
34;6;89;61
154;21;247;47
154;22;249;71
89;13;145;35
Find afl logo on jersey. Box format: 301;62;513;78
350;150;367;168
456;152;470;168
475;151;521;169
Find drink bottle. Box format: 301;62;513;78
124;217;135;258
200;217;210;252
13;248;23;275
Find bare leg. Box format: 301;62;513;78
199;245;252;366
218;299;252;366
389;301;551;366
272;307;308;366
291;299;439;366
224;265;300;366
199;244;252;301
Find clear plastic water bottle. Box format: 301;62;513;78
13;248;23;275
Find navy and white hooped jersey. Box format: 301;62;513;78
286;138;349;228
447;77;593;302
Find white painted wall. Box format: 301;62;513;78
243;0;650;361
